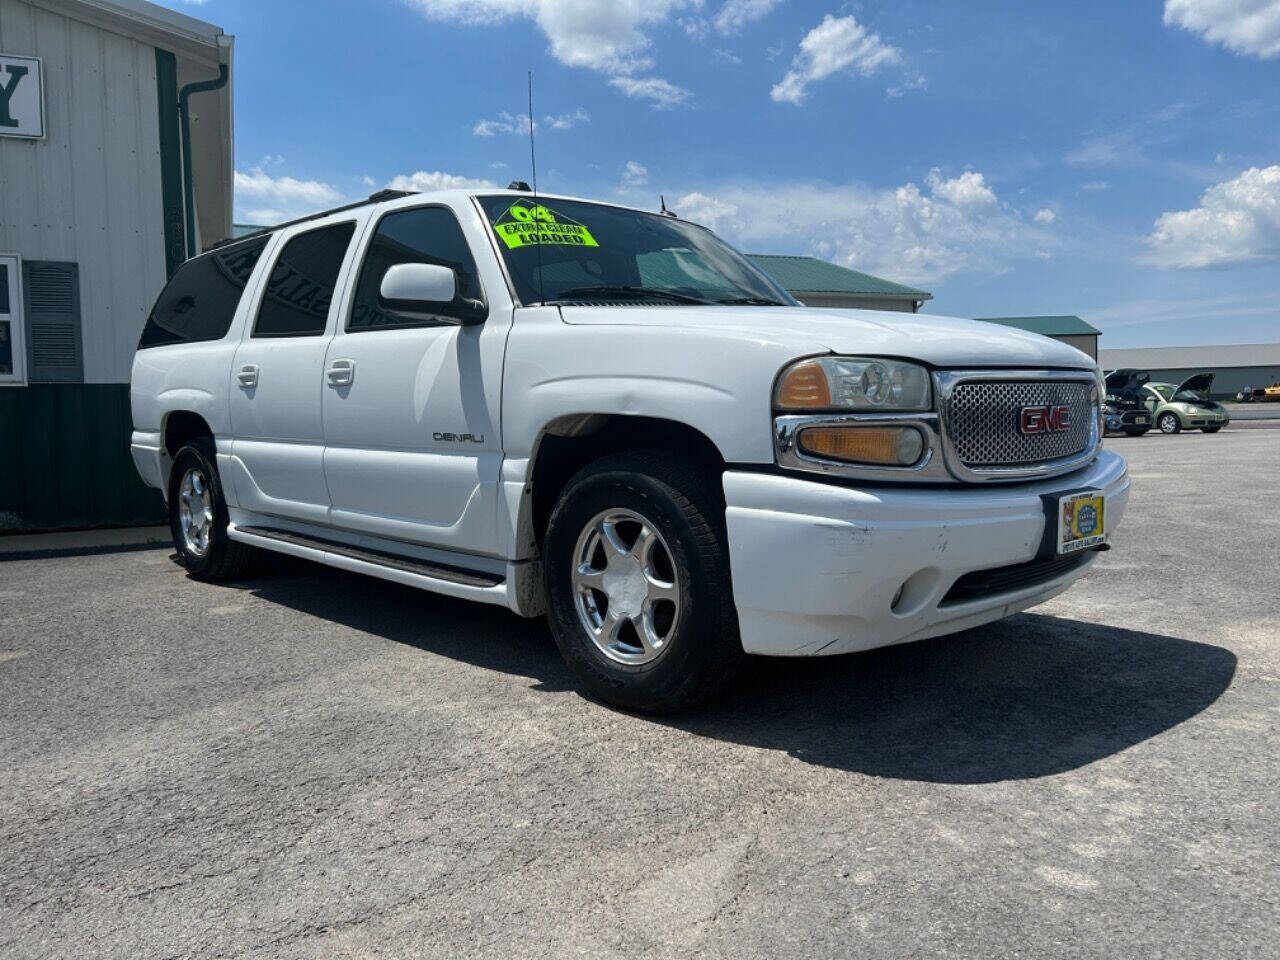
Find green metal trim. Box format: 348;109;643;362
179;63;229;258
0;384;164;531
154;48;185;278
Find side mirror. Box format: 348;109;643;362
379;263;486;325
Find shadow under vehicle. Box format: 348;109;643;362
1103;368;1153;436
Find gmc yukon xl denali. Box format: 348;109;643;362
131;188;1130;712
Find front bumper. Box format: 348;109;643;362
723;449;1130;657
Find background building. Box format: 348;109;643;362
974;316;1101;360
746;254;932;313
1099;343;1280;398
0;0;232;529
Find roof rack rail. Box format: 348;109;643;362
206;189;422;251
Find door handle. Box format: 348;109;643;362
237;364;259;388
326;358;355;387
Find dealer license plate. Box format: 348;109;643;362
1134;415;1148;424
1058;491;1106;554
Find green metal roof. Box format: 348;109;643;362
745;254;931;299
974;315;1101;336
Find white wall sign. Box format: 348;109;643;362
0;54;44;140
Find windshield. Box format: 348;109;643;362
476;195;796;307
1149;384;1174;401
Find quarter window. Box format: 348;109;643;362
349;207;481;330
138;236;268;348
254;222;356;338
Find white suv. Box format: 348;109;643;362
130;188;1129;712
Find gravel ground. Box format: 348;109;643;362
2;427;1277;959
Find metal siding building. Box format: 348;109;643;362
1098;343;1280;399
974;316;1101;360
0;0;232;529
746;254;932;313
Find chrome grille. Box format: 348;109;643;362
943;379;1094;466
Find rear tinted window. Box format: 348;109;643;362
254;222;356;338
138;237;269;349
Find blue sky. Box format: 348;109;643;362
174;0;1280;347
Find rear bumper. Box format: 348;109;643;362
130;430;165;493
722;449;1130;657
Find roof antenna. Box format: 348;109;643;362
527;70;546;305
659;194;677;218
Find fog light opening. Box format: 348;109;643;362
891;582;907;612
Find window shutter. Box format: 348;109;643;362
23;261;83;383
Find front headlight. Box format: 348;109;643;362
775;357;932;412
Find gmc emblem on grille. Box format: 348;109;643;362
1019;404;1072;434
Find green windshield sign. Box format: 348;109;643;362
493;201;599;250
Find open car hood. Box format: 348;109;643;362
1176;372;1215;395
1105;368;1150;391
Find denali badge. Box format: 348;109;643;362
1019;405;1072;434
433;431;485;443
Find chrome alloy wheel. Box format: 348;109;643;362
177;467;214;557
571;508;681;665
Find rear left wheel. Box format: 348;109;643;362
167;437;254;581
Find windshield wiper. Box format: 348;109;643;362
544;285;713;305
714;296;787;306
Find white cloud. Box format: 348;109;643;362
406;0;694;106
1064;131;1141;168
925;168;996;207
885;73;928;98
385;170;498;192
361;174;376;187
1163;0;1280;59
674;170;1049;286
473;111;533;136
771;14;903;105
544;107;590;130
713;48;743;64
621;160;649;188
1034;207;1057;224
713;0;781;35
607;74;691;108
1144;164;1280;267
233;167;343;223
1081;180;1110;192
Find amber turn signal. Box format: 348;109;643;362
797;426;925;466
775;360;831;409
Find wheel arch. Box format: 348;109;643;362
523;414;728;554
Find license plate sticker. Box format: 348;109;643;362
1058;491;1106;554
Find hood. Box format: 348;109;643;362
558;305;1097;370
1177;372;1215;395
1105;368;1150;391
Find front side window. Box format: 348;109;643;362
475;195;795;307
254;222;356;337
138;236;269;348
349;206;482;330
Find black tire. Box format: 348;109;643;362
1201;426;1222;433
1124;428;1150;437
543;451;742;714
1158;412;1181;434
167;437;254;581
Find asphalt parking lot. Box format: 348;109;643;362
2;427;1278;959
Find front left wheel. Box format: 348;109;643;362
1158;412;1182;434
167;437;254;581
543;451;742;714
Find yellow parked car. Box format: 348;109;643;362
1142;374;1230;434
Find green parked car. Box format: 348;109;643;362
1142;373;1230;434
